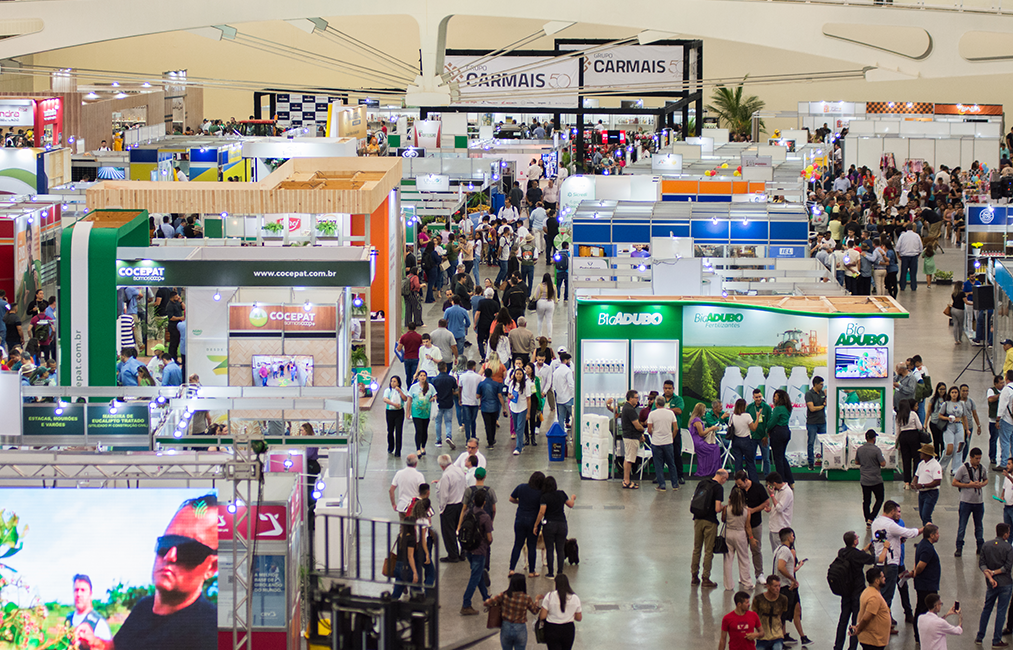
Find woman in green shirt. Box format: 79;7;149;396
768;389;794;486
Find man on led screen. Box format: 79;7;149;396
67;574;113;650
112;494;218;650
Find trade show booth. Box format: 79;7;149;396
573;295;906;479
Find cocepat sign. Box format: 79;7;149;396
229;304;337;332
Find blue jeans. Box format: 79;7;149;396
495;260;509;286
512;410;527;452
462;552;489;608
521;264;534;291
557;399;573;430
471;259;480;287
759;438;771;475
556;270;569;301
806;422;826;467
499;620;527;650
1001;419;1013;467
435;407;454;442
731;436;759;482
978;583;1013;643
756;640;784;650
404;359;418;386
1006;505;1013;536
509;516;538;573
900;255;919;290
462;405;479;440
990;422;1000;466
957;501;985;552
652;442;679;489
880;563;899;608
918;489;939;525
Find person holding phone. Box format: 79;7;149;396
918;594;962;650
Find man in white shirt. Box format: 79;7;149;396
918;594;962;650
436;454;468;562
871;500;924;619
417;333;443;381
647;396;680;491
389;454;425;515
528;160;542;181
765;473;794;552
529;202;548;254
454;439;487;469
552;352;575;430
998;369;1013;473
498;199;519;224
913;443;943;525
534;351;553;418
896;224;925;291
458;360;482;442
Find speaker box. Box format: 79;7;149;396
974;284;995;311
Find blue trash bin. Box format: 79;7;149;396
546;422;567;462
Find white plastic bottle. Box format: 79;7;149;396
765;366;788;406
742;367;766;410
720;367;744;411
786;367;810;428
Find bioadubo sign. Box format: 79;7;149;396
834;323;889;346
598;311;664;326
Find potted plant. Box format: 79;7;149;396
934;270;954;285
262;221;284;238
350;346;369;368
316;220;338;238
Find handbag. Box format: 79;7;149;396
713;523;729;554
534;619;547;644
528;299;538;311
381;545;398;578
943;304;951;317
486;604;502;628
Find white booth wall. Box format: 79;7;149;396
845;119;1000;170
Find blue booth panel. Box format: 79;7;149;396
691;219;730;240
612;222;651;243
730;219;769;242
651;223;690;238
573;222;613;245
769;220;808;242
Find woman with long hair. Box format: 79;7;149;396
722;486;756;591
895;398;923;488
509;471;545;578
939;385;967;475
926;381;948;457
404;267;423;328
535;475;575;579
532;272;557;340
690;402;722;476
421;239;437;303
729;398;759;480
949;283;967;345
484;574;542;650
406;370;436;457
484;351;506;384
506;367;532;456
883;238;899;299
383;375;408;456
491;307;515;336
391;497;432;599
539;574;582;650
489;323;512;364
768;389;794;486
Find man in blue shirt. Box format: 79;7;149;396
430;361;459;450
116;347;143;386
477;368;506;449
0;290;8;351
443;296;471;363
161;356;183;387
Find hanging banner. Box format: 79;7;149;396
115;260;371;288
228;304;337;333
0;100;34;126
187;337;229;386
444;55;579;108
86;404;150;436
575;45;684;87
23;404;86;437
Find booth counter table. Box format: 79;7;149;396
573;295;907;479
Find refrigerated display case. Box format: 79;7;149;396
631;340;679;399
580;339;629;416
835;387;885;434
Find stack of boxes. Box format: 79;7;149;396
580;414;612;480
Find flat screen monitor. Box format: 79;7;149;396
835;347;889;379
253;355;314;387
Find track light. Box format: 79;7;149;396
213;290;221;301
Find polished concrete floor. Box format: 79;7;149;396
356;243;1000;649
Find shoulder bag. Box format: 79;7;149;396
713;522;729;554
486;603;502;629
943;304;952;317
534;618;547;644
381;539;398;577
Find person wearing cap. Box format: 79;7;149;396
518;233;538;293
147;344;168;385
1002;339;1013;376
855;429;887;526
912;443;943;525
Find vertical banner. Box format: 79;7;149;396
187;338;229;387
69;223;92;387
413;120;441;148
14;212;42;314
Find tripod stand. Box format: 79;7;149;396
954;343;995;384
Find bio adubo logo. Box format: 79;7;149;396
597;311;663;326
835;323;889;346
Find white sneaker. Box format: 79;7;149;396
513;450;520;456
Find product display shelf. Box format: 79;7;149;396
580;339;630;418
631;340;679;399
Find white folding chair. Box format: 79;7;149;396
716;429;734;469
636;433;655;482
682;430;697;476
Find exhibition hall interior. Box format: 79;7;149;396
5;1;1013;649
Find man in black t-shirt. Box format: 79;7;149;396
113;494;218;650
735;470;770;581
620;390;645;489
692;469;727;588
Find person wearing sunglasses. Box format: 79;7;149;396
113;494;219;650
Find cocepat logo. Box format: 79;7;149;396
835;323;889;346
694;313;744;323
271;311;317;325
118;265;164;280
597;311;663;326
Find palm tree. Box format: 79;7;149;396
706;77;765;139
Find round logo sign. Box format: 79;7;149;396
249;307;269;328
980;208;995;225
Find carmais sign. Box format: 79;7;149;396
835;323;889;346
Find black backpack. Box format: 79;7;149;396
555;251;569;271
689;480;715;518
827;555;852;596
564;538;579;565
458;509;482;551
